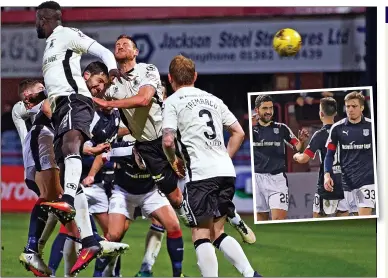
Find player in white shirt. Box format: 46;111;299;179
162;55;261;277
12;79;64;277
34;2;128;275
92;35;191;228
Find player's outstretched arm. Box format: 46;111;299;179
293;153;310;164
226;121;245;158
162;128;185;178
82;154;105;187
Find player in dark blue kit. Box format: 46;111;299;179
293;97;352;218
324;91;376;216
252;95;309;221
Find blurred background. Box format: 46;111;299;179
1;6;377;217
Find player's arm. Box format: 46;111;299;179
282;124;309;152
293;131;320;164
82;140;110;156
12;102;29;143
94;65;161;109
220;101;244;158
118;121;130;138
162;99;185;178
324;126;339;175
41;99;52;119
83;154;104;186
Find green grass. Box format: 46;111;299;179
1;213;376;277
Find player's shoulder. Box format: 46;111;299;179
12;101;28;119
274;121;291;130
332;118;347;129
364;117;372;123
137;63;159;72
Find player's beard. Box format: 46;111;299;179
115;51;135;63
259;113;273;123
36;26;46;39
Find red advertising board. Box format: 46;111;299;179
1;166;37;212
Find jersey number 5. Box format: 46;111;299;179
199;109;216;140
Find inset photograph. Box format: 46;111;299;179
248;87;378;223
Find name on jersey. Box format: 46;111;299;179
252;140;281;147
205;139;223;149
125;172;150;179
43;55;57;66
186;98;218;110
341;143;371;150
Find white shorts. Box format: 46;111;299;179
312;193;343;215
255;173;289;213
23;125;58;177
84;183;109;214
338;191;359;213
352;184;376;209
108;185;170;220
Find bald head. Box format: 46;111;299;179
36;1;62;39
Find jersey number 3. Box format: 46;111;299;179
199;109;216;140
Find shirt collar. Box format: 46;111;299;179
344;115;365;125
46;25;63;42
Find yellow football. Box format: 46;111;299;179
273;28;302;57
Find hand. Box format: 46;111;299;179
324;173;334;192
293;153;302;162
321;91;334;97
305;97;314;105
94;143;111;155
82;176;95;187
93;97;110;108
170;157;186;179
109;69;129;85
298;128;309;142
296;96;304;107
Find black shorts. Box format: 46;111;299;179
52;94;94;163
184;176;236;226
135;137;178;195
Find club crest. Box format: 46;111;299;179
273;128;279;134
363;129;369;136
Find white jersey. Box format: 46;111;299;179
12;101;43;145
105;63;164;142
162;87;237;182
42;25;96;109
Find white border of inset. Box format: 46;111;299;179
248;86;379;225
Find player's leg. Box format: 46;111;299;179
336;198;350;217
313;193;323;218
47;229;68;276
355;184;376;216
269;173;289;220
63;236;81;277
254;173;270;221
148;191;185;277
211;177;261;277
136;216;165;277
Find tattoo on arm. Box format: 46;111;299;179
162;128;177;162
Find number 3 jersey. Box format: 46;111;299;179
162;87;237;182
303;124;345;200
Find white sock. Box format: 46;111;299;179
102;255;119;277
217;235;254;277
39;213;58;247
63;155;82;199
74;189;93;239
195;241;218;277
228;210;242;225
63;237;78;277
141;226;164;271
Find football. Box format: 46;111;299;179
273;28;302;57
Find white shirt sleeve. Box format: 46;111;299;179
139;64;160;89
87;42;117;72
12;101;29;143
220;100;237;127
66;27;96;54
162;98;178;131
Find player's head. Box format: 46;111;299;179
36;1;62;39
83;61;109;97
168;55;197;91
18;79;45;107
319;97;337;121
344;91;365;121
254;95;274;123
114;35;139;62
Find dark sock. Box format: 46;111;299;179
48;233;67;275
89;215;104;242
93;256;114;277
81;235;98;248
25;198;48;253
167;230;184;277
114;255;121;277
61;194;75;206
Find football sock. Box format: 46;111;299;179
167;230;184;277
228;209;242;225
74;190;97;246
102;256;119;277
94;256;114;277
63;236;78;277
48;233;67;275
25;198;48;253
63;155;82;204
194;238;218;277
213;233;255;277
39;213;58;249
114;255;122;277
140;224;165;273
